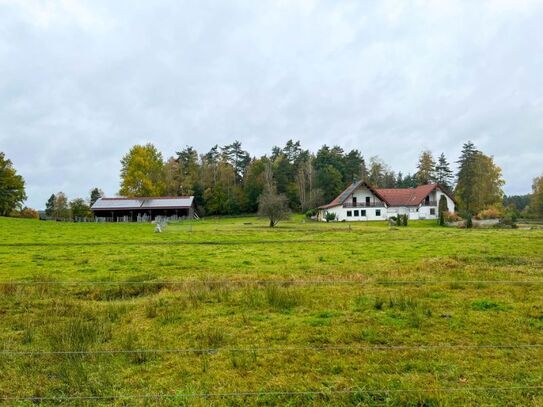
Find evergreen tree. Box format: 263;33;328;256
455;141;504;214
438;195;448;226
415;150;436;185
221;141;250;183
343;150;365;182
45;194;56;217
89;188;104;206
434;153;454;190
316;165;343;203
455;141;480;213
243;158;267;213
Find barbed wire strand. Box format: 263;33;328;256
1;386;542;401
1;279;542;286
1;343;542;356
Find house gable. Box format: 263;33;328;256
319;181;389;209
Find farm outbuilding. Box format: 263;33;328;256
91;196;195;222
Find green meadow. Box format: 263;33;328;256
0;216;542;406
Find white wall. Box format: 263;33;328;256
318;186;456;222
321;205;387;222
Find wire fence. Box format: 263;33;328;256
1;343;541;357
2;386;542;402
2;279;543;286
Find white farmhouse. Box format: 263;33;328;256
317;181;456;222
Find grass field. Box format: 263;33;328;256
0;216;542;406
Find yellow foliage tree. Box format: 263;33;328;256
119;144;165;197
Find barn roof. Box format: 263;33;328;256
376;184;456;206
91;196;194;211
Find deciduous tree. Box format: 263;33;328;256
257;164;289;227
52;192;70;220
529;175;543;218
119;144;165;197
70;198;91;220
0;152;26;216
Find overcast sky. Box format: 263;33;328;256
1;0;542;208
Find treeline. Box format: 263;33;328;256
117;140;512;217
118;140;457;216
1;144;542;220
42;189;103;221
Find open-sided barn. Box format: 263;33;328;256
91;196;195;222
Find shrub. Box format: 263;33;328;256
18;207;40;219
325;212;336;222
466;214;473;229
443;211;462;222
305;208;317;218
476;206;504;220
402;214;408;226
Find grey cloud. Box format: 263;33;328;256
1;0;542;208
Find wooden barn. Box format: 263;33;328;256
91;196;195;222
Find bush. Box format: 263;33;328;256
476;206;504;220
305;208;317;218
466;214;473;229
10;207;39;219
402;214;408;226
443;211;462;222
325;212;336;222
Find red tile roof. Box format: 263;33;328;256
376;184;455;206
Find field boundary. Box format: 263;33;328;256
1;343;542;357
2;386;542;402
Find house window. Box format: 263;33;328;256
365;196;371;205
352;197;357;206
430;208;436;215
361;210;366;216
376;209;381;216
347;211;352;217
354;210;359;216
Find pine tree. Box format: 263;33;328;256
415;150;436;185
455;141;504;214
89;188;104;206
435;153;454;190
45;194;56;217
438;195;448;226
